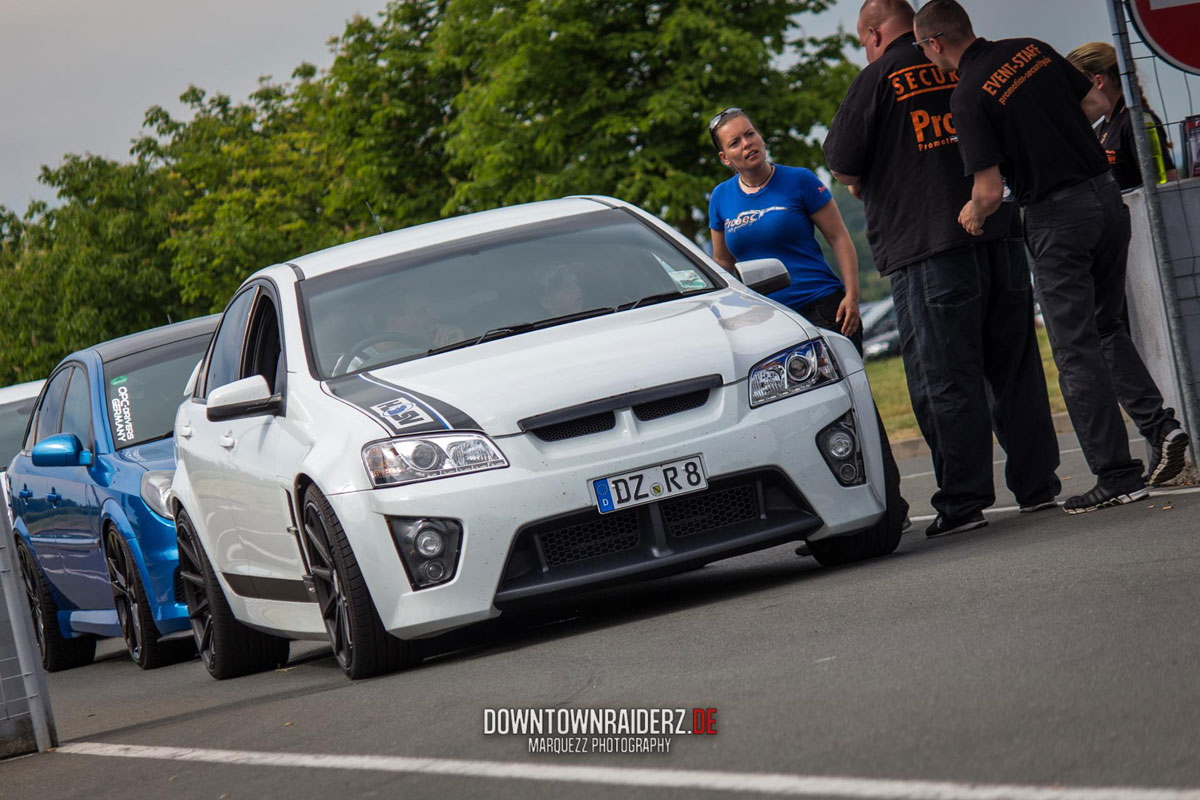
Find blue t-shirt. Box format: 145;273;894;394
708;165;843;310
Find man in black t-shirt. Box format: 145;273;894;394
823;0;1060;537
913;0;1189;513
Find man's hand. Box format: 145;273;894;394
958;200;985;236
836;294;861;337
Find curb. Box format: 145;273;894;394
890;411;1076;460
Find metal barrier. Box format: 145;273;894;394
0;471;57;757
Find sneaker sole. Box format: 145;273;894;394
1020;500;1059;513
1063;487;1150;515
1147;433;1189;486
926;519;988;538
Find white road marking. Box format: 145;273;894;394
907;486;1200;523
56;742;1200;799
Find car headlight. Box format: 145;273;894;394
362;432;508;487
140;470;174;518
749;339;840;407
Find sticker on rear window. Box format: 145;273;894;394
110;375;128;386
668;269;708;291
110;386;135;443
371;397;434;430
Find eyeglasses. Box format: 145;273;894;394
708;107;742;132
912;32;944;50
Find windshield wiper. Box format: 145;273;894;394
424;307;618;356
618;291;693;311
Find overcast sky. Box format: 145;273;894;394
2;0;1195;213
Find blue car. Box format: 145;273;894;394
8;316;218;670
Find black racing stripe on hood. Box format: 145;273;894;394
325;373;481;434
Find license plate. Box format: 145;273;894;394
592;455;708;514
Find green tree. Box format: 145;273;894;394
433;0;857;239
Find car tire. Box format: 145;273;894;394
809;413;905;567
175;509;290;680
15;539;96;671
302;484;414;680
104;527;195;670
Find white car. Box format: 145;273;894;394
169;197;903;680
1;379;45;472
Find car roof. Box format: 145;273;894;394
0;379;45;405
286;197;612;280
91;314;221;363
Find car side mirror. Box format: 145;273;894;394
733;258;790;295
31;433;92;468
206;375;281;422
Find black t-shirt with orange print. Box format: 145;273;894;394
951;37;1110;206
823;32;1017;275
1097;96;1176;190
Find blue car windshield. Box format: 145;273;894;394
102;334;211;449
298;209;722;379
0;398;36;469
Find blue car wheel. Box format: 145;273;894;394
16;541;96;672
103;528;194;670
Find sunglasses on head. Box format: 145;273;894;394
912;32;944;50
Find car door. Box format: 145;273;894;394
17;367;72;582
218;286;311;596
49;363;107;611
178;286;259;577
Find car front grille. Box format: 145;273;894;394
529;412;616;442
661;482;760;537
496;470;819;605
632;388;710;421
540;510;640;567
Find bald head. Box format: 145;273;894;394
857;0;916;63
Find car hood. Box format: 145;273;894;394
112;436;176;471
324;290;817;437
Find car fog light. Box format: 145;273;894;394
826;430;855;459
838;463;859;482
415;529;444;557
423;561;446;582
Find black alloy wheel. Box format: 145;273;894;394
175;509;289;680
105;529;146;663
16;543;46;653
301;484;413;679
303;494;353;671
14;539;96;671
175;513;215;672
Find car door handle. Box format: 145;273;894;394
178;424;193;439
219;433;236;450
47;490;61;505
17;486;32;500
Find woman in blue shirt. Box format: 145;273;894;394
708;108;863;348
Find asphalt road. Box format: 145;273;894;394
4;427;1199;800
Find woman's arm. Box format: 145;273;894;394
710;228;737;272
810;199;860;337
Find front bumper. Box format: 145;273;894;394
325;368;885;639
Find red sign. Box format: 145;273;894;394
1128;0;1200;75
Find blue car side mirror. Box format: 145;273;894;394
31;433;93;468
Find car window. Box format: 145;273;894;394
0;397;37;468
299;209;720;378
104;334;214;449
60;366;93;447
203;287;258;399
33;368;71;445
242;294;284;394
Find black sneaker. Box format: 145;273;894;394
795;542;811;557
1146;427;1189;486
925;510;987;538
1019;499;1058;513
1062;482;1148;514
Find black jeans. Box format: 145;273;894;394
1024;175;1175;491
890;238;1061;518
794;288;907;520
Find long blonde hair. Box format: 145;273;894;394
1066;41;1152;112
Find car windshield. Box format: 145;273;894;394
103;334;212;449
299;209;721;379
0;397;36;469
